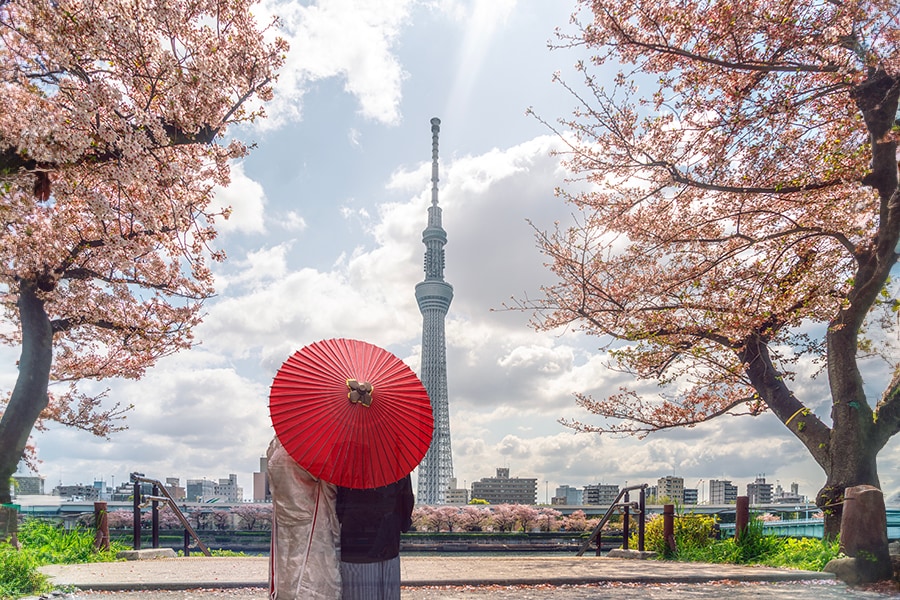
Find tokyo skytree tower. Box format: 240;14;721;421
415;117;454;505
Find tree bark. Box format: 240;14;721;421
818;315;882;539
816;455;881;541
0;280;53;504
805;67;900;551
740;332;884;540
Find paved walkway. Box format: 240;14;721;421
40;555;834;592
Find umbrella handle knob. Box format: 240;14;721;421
347;379;374;407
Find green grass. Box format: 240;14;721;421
0;546;51;600
1;518;130;600
634;513;841;570
681;520;840;570
18;518;128;565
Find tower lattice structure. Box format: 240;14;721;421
415;117;454;505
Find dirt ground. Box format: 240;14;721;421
71;580;900;599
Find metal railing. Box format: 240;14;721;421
130;472;211;556
576;483;647;556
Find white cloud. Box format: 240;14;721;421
280;211;308;232
259;0;415;127
215;244;291;292
22;84;900;507
210;162;267;234
31;351;271;488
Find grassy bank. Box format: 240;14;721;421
2;518;128;599
633;512;840;570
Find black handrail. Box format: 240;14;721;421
130;472;211;556
576;483;647;556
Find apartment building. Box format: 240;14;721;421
552;485;582;505
582;483;620;506
470;468;537;505
657;476;684;504
709;479;738;504
747;476;774;504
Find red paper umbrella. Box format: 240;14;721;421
269;338;434;489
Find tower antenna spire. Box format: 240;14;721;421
431;117;440;207
416;117;454;505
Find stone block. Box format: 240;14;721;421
838;485;892;583
605;548;658;559
824;556;862;585
116;548;177;560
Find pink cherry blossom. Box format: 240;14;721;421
519;1;899;572
0;0;286;504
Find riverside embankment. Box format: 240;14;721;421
41;555;900;600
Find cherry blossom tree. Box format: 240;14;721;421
459;505;492;531
512;504;540;533
0;0;286;503
105;509;133;530
410;506;432;531
488;504;518;533
211;509;232;531
410;505;464;532
430;505;463;532
187;509;211;531
524;0;898;578
232;504;272;531
537;507;562;532
155;505;184;530
559;509;591;532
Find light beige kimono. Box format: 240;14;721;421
267;437;341;599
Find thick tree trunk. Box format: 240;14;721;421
0;281;53;505
816;453;880;540
800;67;900;577
741;333;888;574
819;334;885;560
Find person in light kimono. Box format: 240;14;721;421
267;437;341;599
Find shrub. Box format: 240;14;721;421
711;519;838;568
764;536;840;571
210;548;247;557
0;546;51;600
630;510;840;569
2;517;132;598
729;517;784;563
633;512;717;557
18;518;126;564
673;517;839;568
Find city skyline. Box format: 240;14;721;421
17;466;810;508
6;0;900;506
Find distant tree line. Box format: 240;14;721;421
83;504;275;532
79;503;624;533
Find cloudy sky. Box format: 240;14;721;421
13;0;900;504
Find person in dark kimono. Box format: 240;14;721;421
336;474;414;600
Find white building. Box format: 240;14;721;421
582;484;620;506
657;476;684;504
709;479;738;504
445;478;469;504
747;476;773;504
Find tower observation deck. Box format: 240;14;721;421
415;117;454;505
